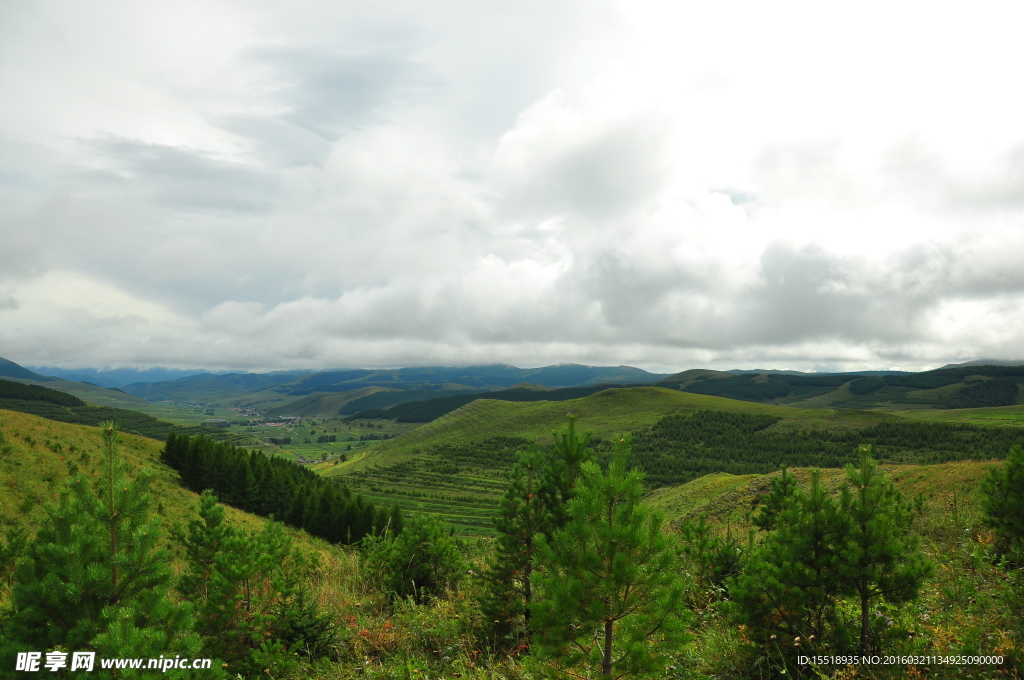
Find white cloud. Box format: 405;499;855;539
2;0;1024;372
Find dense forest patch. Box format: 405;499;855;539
680;365;1024;409
343;384;644;422
626;410;1024;487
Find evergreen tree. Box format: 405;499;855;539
480;446;548;643
980;443;1024;561
533;437;689;679
364;514;465;604
176;490;233;604
752;465;798;532
181;493;335;677
677;516;743;599
0;525;27;595
540;415;593;533
1;422;201;677
839;448;932;655
731;469;852;656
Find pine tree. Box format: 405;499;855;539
199;519;296;672
839;447;933;655
980;443;1024;561
752;465;798;532
540;415;593;533
1;422;201;677
731;469;852;655
177;490;233;604
179;493;336;676
533;437;689;679
480;446;548;643
677;516;743;598
364;514;465;604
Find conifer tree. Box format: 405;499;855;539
533;437;688;679
839;448;932;655
180;493;336;676
677;516;743;598
480;446;548;642
177;490;233;604
1;422;201;677
731;469;851;654
540;415;593;533
752;465;798;532
980;443;1024;561
364;514;465;604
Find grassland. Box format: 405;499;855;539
644;460;998;532
891;404;1024;427
320;388;923;533
0;409;328;560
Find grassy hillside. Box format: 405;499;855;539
892;403;1024;427
327;387;787;474
265;386;394;417
319;388;877;533
322;387;1024;534
0;409;321;557
644;460;998;532
0;378;221;441
0;357;54;382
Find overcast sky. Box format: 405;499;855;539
2;0;1024;373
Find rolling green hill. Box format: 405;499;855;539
0;357;54;382
663;364;1024;410
264;386;396;417
321;386;1024;534
0;378;220;441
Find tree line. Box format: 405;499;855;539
163;433;402;545
682;365;1024;408
626;410;1024;488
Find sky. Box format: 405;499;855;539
2;0;1024;374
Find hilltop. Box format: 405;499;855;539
0;357;53;383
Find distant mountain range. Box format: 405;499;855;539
2;355;1022;415
21;366;233;388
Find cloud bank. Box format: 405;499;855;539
2;0;1024;372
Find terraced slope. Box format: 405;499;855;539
323;387;1023;534
321;388;891;533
